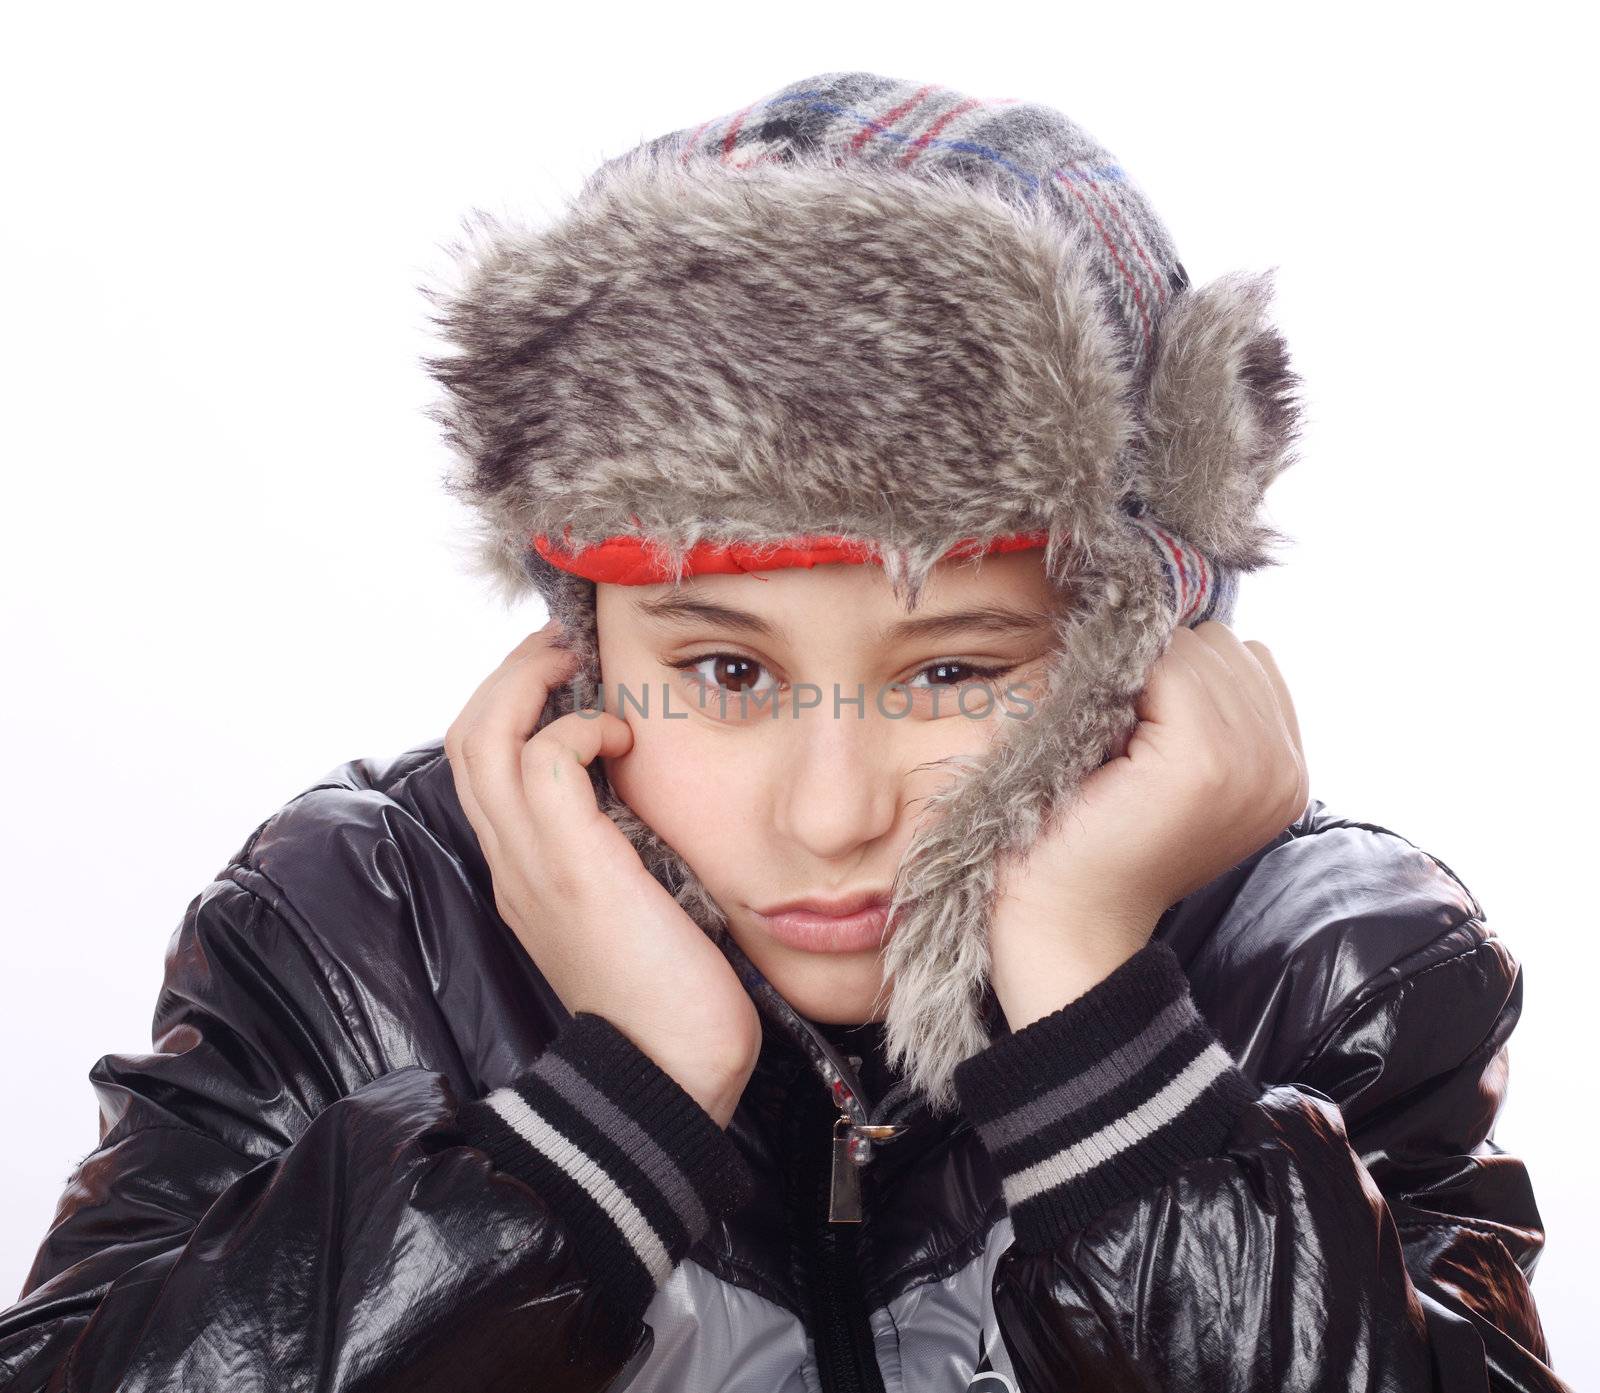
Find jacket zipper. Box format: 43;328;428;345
717;930;932;1388
791;1064;890;1393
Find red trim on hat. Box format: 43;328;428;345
531;527;1051;585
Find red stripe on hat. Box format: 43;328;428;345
531;530;1051;585
1050;167;1155;356
1142;519;1194;617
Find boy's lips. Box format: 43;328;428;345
752;891;896;954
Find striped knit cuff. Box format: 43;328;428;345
952;939;1258;1250
455;1011;755;1328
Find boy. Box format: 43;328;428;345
0;71;1566;1392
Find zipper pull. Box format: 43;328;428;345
827;1116;910;1224
825;1055;911;1225
828;1114;863;1224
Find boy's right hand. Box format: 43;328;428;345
445;619;763;1129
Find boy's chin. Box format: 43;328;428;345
741;941;890;1027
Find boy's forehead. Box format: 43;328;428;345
606;548;1057;636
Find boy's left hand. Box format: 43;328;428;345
989;622;1309;1030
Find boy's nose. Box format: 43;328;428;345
768;701;904;863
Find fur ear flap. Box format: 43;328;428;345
1135;269;1305;571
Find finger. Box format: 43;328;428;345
521;709;637;840
447;620;570;837
460;619;581;735
1185;626;1309;817
1235;638;1310;821
1242;640;1305;760
446;740;500;867
446;635;559;867
1159;626;1258;744
464;652;588;838
452;625;585;852
1133;632;1231;750
1184;617;1280;735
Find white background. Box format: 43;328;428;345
3;3;1593;1383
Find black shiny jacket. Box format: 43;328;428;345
0;738;1570;1391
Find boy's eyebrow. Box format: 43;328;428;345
876;604;1056;643
634;595;790;640
632;593;1055;644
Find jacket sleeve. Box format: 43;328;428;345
951;933;1570;1393
0;873;752;1393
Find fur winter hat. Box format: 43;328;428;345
421;71;1302;1114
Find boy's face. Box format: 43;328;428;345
595;549;1058;1026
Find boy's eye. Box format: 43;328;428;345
905;660;1009;688
672;653;1010;696
675;653;780;696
